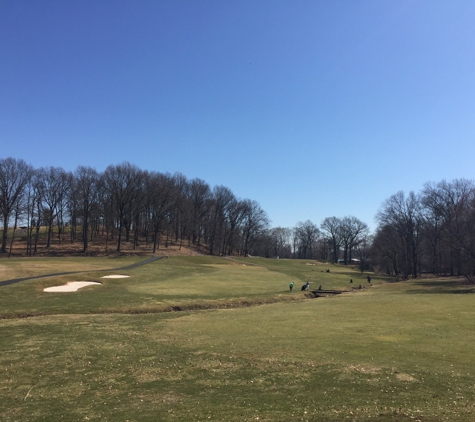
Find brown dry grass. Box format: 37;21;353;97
3;229;206;258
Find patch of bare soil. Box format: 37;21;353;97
395;373;418;382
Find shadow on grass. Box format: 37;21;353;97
406;278;475;295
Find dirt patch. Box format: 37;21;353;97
395;373;418;382
345;364;381;375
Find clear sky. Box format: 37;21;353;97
2;0;475;231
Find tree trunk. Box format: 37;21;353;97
8;208;19;258
2;214;9;254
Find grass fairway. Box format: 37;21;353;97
1;256;475;421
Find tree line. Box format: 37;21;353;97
0;157;372;262
0;158;270;256
2;157;474;282
373;179;475;282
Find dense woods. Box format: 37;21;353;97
1;157;475;281
373;180;475;281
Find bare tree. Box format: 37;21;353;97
7;182;28;257
294;220;320;259
422;179;475;280
24;171;41;256
240;199;269;257
0;158;33;254
355;233;372;274
376;191;424;278
103;162;142;252
73;166;100;253
372;224;403;276
421;181;451;274
340;216;369;264
269;227;292;258
320;216;343;263
208;186;235;255
36;166;71;248
172;173;189;250
145;171;176;253
188;178;212;246
222;198;248;256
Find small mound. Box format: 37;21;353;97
101;275;130;279
44;281;101;292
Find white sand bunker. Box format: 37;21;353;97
44;281;101;292
100;274;130;279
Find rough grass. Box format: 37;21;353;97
1;256;474;421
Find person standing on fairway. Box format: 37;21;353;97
289;281;294;292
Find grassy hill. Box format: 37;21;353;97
1;256;474;421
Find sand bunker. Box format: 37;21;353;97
44;281;101;292
101;275;130;279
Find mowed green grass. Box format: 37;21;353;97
0;256;359;315
1;256;475;421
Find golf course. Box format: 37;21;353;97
1;255;474;421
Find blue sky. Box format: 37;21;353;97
2;0;475;231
